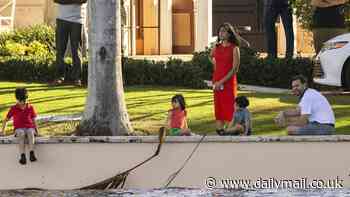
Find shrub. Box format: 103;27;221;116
0;40;51;57
239;57;313;88
0;56;56;82
0;41;28;56
0;54;314;89
291;0;350;30
27;41;52;57
0;25;55;57
0;24;313;88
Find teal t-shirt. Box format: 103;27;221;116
233;108;252;135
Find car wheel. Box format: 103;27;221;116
342;61;350;90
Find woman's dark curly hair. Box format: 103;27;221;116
216;22;241;47
171;94;186;110
15;88;28;102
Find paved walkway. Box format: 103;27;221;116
36;114;82;122
239;84;289;94
129;54;193;62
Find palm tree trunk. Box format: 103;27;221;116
77;0;133;136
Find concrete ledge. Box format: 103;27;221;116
1;135;350;144
2;135;350;189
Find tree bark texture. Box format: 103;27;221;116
77;0;132;136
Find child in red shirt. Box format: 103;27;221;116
166;94;191;136
0;88;39;165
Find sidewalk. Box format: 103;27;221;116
240;84;350;95
129;54;193;62
239;84;289;94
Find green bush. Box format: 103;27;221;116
0;41;28;56
0;24;315;88
0;51;313;89
122;58;206;88
0;25;313;88
0;25;55;57
239;57;313;88
0;40;51;57
27;41;52;57
0;56;56;82
291;0;350;30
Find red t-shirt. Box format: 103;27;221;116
169;108;187;129
6;103;37;129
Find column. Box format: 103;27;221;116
159;0;172;54
195;0;212;52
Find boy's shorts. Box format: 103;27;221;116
169;128;182;136
15;128;36;137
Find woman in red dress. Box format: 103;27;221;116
210;23;241;135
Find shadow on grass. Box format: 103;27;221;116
273;93;350;106
0;83;48;90
0;85;83;96
42;103;84;114
130;110;168;121
127;94;212;109
124;85;212;94
0;92;86;107
126;92;175;101
127;98;170;109
38;120;80;136
335;124;350;135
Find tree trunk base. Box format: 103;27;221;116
75;120;126;136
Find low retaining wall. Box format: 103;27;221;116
0;135;350;189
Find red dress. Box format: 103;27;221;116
212;43;237;122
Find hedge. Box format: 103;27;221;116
0;25;314;88
0;52;313;89
0;25;55;57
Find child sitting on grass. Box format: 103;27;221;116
165;94;191;136
221;96;252;136
0;88;38;165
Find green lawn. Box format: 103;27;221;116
0;82;349;136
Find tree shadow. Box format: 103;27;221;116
0;93;86;113
130;110;168;121
335;124;350;135
126;93;174;101
127;94;212;109
1;92;86;105
0;85;82;96
42;104;84;114
0;84;48;91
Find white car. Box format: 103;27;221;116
313;33;350;89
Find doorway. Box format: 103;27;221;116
135;0;160;55
172;0;194;54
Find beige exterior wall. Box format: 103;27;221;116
0;136;350;190
13;0;57;28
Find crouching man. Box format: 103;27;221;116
275;75;335;135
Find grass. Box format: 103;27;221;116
0;82;349;136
